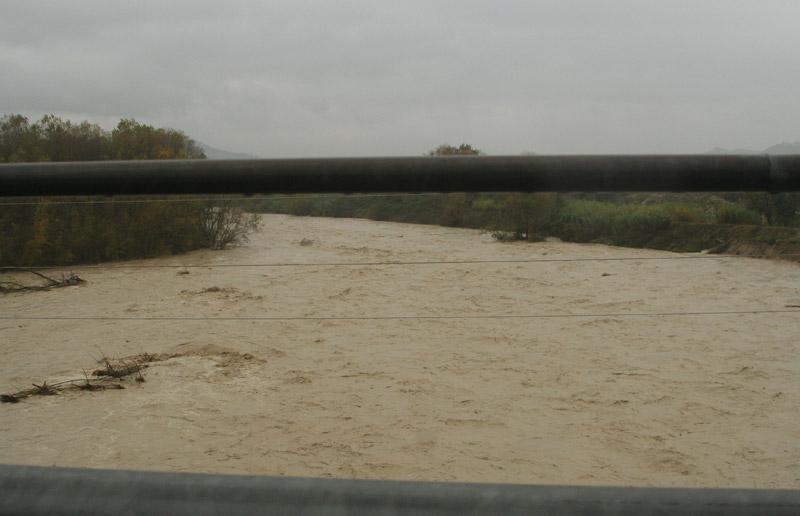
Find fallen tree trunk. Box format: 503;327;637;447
1;354;156;403
0;269;84;293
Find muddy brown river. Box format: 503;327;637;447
1;214;798;487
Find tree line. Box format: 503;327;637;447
0;114;257;267
1;114;207;162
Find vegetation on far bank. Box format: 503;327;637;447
250;192;799;254
0;114;258;267
250;144;800;257
3;126;799;266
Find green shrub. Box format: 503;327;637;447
546;200;671;245
472;198;498;211
664;204;707;223
491;193;560;237
715;204;762;225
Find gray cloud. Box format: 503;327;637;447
2;0;799;156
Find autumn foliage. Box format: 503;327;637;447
0;114;255;267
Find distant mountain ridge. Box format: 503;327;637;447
200;141;800;159
706;147;757;155
707;142;800;155
763;142;800;155
198;142;257;160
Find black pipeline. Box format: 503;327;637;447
1;154;799;197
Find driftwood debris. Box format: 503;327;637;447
1;354;156;404
0;268;84;293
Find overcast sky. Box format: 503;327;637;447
2;1;799;157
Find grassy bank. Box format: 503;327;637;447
251;193;800;257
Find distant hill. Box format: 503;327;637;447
198;142;257;160
705;147;757;155
706;142;800;155
763;142;800;155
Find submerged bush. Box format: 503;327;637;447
200;204;262;250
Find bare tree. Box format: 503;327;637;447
200;203;261;250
